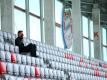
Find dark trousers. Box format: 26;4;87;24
21;43;37;57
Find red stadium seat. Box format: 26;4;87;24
0;61;6;74
35;67;40;78
105;73;107;78
11;52;16;63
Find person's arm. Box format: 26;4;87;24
15;38;24;48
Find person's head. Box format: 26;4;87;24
18;30;24;39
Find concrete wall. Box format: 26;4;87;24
0;0;14;33
72;0;83;54
44;0;56;46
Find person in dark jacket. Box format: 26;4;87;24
15;30;38;57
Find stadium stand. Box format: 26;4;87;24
0;30;107;80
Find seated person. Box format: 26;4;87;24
15;30;38;57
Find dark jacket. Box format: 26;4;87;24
15;37;25;53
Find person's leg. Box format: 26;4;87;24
27;43;37;57
20;45;31;55
20;43;33;53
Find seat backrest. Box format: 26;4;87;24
0;42;4;50
44;68;49;78
12;33;17;39
8;76;17;80
25;65;30;77
31;57;35;66
35;67;40;78
35;58;40;66
0;51;5;61
7;32;12;39
40;67;44;78
26;56;31;65
4;43;9;51
40;59;44;67
16;77;24;80
21;55;26;65
14;46;19;53
19;65;25;77
0;61;6;74
6;63;13;75
16;54;21;64
0;30;3;36
11;52;16;63
30;66;35;77
13;64;19;76
3;32;8;39
9;45;15;53
0;36;4;42
5;51;11;62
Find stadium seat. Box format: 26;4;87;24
30;66;35;77
9;45;15;52
5;51;11;62
3;32;8;42
26;56;31;65
6;63;13;75
35;58;40;67
0;42;4;50
11;52;16;63
0;51;5;61
0;61;6;74
16;77;24;80
19;65;25;77
13;64;19;76
49;69;53;79
11;34;16;45
16;54;21;64
31;57;35;66
7;32;12;44
40;67;44;78
0;31;3;36
4;44;10;52
44;68;49;78
35;67;40;78
25;65;30;77
40;59;44;67
0;36;4;42
14;46;19;53
21;55;26;65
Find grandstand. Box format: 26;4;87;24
0;31;107;79
0;0;107;80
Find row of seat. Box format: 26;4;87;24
37;51;107;73
0;31;69;55
36;42;106;69
0;31;16;45
0;42;19;53
0;75;59;80
0;62;107;80
50;60;107;78
23;38;59;52
0;61;65;80
69;72;107;80
0;50;45;67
